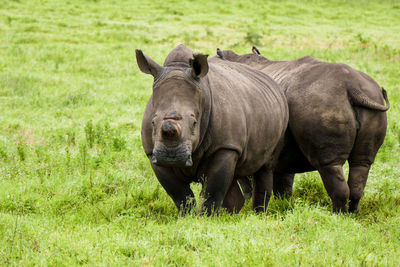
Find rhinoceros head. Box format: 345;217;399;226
136;45;209;168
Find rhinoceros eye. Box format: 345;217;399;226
151;120;155;126
193;120;197;127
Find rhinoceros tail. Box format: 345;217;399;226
348;87;390;112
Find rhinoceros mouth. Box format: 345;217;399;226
151;142;193;168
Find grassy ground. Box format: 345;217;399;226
1;0;400;265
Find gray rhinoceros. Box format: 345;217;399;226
136;45;288;215
218;47;389;213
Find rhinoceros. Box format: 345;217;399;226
136;44;288;215
218;47;389;213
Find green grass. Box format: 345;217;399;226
1;0;400;265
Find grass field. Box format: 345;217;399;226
1;0;400;265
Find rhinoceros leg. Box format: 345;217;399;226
201;149;238;215
222;180;245;213
252;166;273;213
273;172;295;198
347;164;371;214
347;108;387;214
318;165;350;213
152;166;195;215
237;176;253;199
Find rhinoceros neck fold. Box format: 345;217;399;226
191;76;213;163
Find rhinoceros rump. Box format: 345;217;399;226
219;48;389;213
136;45;288;215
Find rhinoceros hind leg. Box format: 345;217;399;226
347;164;371;214
222;181;245;213
346;109;387;214
252;166;273;213
273;172;295;198
318;164;350;213
237;176;253;199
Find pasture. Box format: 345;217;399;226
1;0;399;265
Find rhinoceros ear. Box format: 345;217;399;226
190;53;209;79
136;49;163;78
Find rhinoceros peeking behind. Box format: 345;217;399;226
136;44;288;215
218;47;389;214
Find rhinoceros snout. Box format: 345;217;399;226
151;141;192;168
185;156;193;167
151;154;192;167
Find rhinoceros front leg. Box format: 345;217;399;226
253;166;273;213
152;166;195;215
201;150;238;216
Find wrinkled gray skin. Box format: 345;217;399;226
136;45;288;215
219;49;389;213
